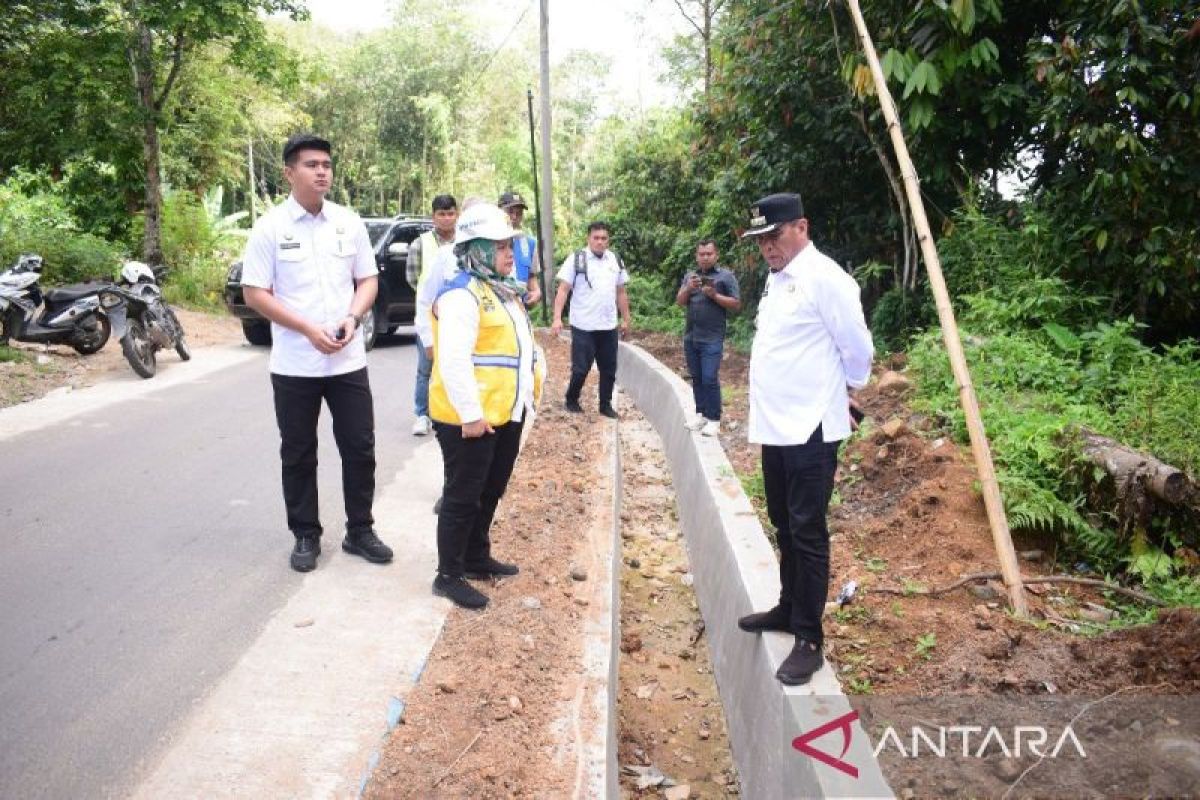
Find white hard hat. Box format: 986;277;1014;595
454;203;515;245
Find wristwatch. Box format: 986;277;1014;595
351;312;366;329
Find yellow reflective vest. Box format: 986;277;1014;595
429;273;545;426
416;230;450;293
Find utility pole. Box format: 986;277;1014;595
537;0;555;291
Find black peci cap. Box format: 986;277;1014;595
282;133;332;164
741;193;804;237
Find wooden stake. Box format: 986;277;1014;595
843;0;1028;615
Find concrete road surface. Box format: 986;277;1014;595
0;334;446;799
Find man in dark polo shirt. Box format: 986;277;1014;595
675;238;741;436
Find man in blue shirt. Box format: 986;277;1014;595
499;192;542;307
675;238;741;437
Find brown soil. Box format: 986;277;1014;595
617;415;738;797
626;330;1200;699
366;333;736;799
0;308;241;408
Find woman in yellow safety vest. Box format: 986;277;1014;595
428;203;544;609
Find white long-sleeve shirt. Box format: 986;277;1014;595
748;243;874;445
415;246;458;348
434;279;536;424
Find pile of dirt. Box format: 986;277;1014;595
628;332;1199;698
1;308;241;408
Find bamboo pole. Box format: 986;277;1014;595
844;0;1028;615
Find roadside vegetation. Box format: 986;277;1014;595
2;0;1195;607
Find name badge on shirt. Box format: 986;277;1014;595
280;242;301;251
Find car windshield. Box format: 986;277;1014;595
365;220;391;246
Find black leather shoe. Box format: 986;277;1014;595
342;530;393;563
564;399;584;413
776;639;824;685
738;605;791;633
464;557;520;580
433;573;489;609
599;404;619;419
290;536;320;572
433;496;443;515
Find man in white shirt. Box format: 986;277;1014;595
550;221;632;419
241;133;394;573
735;193;873;685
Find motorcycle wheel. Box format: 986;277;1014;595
165;308;191;361
70;314;112;355
121;319;157;378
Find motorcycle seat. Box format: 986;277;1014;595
44;283;105;304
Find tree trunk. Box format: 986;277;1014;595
133;23;164;266
1073;427;1193;506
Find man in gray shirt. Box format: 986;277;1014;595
675;238;741;436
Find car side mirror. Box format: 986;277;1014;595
387;242;409;258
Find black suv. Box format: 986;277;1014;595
224;215;433;349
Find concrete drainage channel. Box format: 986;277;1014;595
614;342;894;800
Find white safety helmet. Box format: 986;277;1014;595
120;260;156;285
454;204;515;245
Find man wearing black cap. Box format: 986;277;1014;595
241;133;394;573
498;192;542;307
736;192;873;685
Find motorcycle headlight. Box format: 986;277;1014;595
100;292;122;308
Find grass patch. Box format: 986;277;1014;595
0;345;30;364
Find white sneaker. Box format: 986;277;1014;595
701;419;721;437
411;415;432;436
685;413;706;431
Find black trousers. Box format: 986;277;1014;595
434;418;525;577
270;368;375;540
761;425;840;645
565;326;618;407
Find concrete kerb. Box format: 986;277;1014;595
616;342;893;800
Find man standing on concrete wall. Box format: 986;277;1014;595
407;194;458;437
736;192;873;685
675;238;740;437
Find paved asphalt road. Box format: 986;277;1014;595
0;334;423;799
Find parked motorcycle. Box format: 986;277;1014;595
0;253;111;354
98;261;190;378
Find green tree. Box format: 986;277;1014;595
0;0;304;263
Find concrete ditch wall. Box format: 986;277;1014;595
617;343;893;800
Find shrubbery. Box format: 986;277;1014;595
0;170;125;284
908;269;1200;604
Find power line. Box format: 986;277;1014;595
467;0;534;85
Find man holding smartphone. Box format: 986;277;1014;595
675;238;740;436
